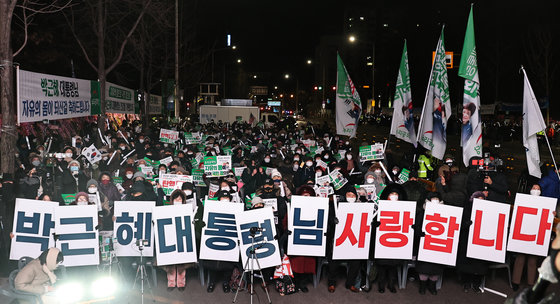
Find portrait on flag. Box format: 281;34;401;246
236;208;281;270
153;204;198;266
507;193;555;256
54;205;99;267
113;201;155;257
418;203;463;266
374;200;416;260
199;200;244;262
10;199;57;260
288;196;329;256
332;203;376;260
335;53;361;138
466;199;510;263
390;41;417;145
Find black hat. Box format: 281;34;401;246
264;178;274;186
131;181;146;194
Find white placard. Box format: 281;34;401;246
262;198;278;212
160;128;180;144
10;199;57;260
54;205;99;267
287;196;329;256
199;200;244;262
417;203;463;266
466;198;510;263
113;201;155;257
374;200;416;260
332;203;376;260
236;208;281;270
159;173;193;196
153;204;197;266
507;193;556;256
159;156;173;166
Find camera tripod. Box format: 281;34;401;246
232;231;272;304
132;241;154;304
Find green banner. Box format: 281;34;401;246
90;81;101;115
61;193;76;205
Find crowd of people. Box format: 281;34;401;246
1;116;560;300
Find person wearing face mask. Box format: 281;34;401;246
326;186;365;293
72;192;91;206
18;166;41;199
294;157;315;188
86;179;112;230
414;192;445;295
435;163;467;208
373;183;409;294
339;151;363;185
161;189;193;291
60;159;87;194
365;163;387;196
98;172;121;202
270;169;292;199
511;184;543;291
121;167;136;192
456;191;488;293
241;159;267;196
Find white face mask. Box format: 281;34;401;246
126;173;134;179
293;157;300;162
293;165;299;171
159;170;166;175
392;170;398;175
77;200;88;206
184;190;193;196
119;146;126;150
173;200;183;205
306;161;313;167
366;177;374;184
88;187;97;194
221;186;230;191
139;139;145;143
388;194;399;201
374;170;382;176
431;198;442;204
346;197;356;203
264;158;270;163
316;171;322;177
346;154;352;160
324;155;329;160
530;189;541;196
220;199;230;203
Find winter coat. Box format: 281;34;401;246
540;169;560;203
435;173;467;207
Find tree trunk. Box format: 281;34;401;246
0;0;17;175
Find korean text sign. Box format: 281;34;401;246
159;128;180;144
199;200;244;262
417;203;463;266
467;198;510;263
235;208;281;270
507;193;556;256
54;205;99;267
17;69;92;123
374;200;416;260
288;196;329;256
10;199;57;260
113;201;155;257
333;202;376;260
153;204;197;266
204;155;232;177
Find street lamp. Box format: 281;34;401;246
348;35;375;110
307;59;312;65
237;59;242;63
284;74;290;79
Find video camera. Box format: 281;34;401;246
135;239;149;249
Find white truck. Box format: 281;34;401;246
199;105;260;124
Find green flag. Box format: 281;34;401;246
458;5;483;166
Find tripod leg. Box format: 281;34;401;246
254;256;272;304
233;257;252;303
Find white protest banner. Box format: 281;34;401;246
467;198;510;263
147;94;162;115
234;166;247;177
153;204;197;266
82;144;102;164
139;165;154;177
105;82;136;114
418;203;463;266
10;199;57;260
184;132;201;144
204;155;232;177
374;200;416;260
302;140;316;149
359;143;385;162
329;169;348;191
199;200;244;262
333;203;376;260
355;185;377;202
159;173;193;196
159;156;173;167
316;160;328;170
54;205;99;267
288;196;329;256
507;193;556;256
236;208;282;270
17;69;93;124
160;128;180;144
316;175;331;187
113;201;155;257
262;198;278;212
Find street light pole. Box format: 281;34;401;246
372;42;375;112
